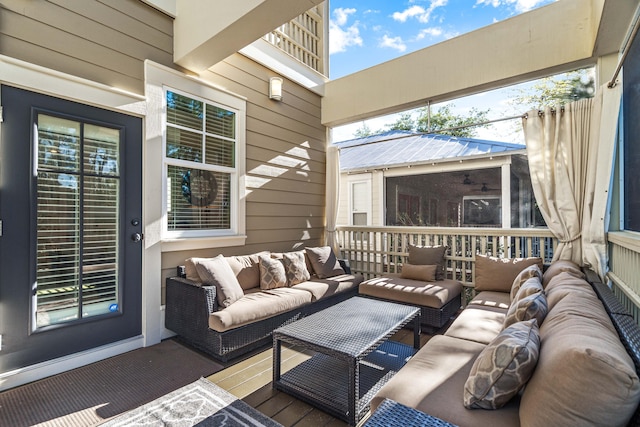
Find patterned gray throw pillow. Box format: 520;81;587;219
283;251;311;286
258;255;287;290
464;319;541;410
503;291;548;329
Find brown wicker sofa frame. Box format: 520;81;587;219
165;261;358;362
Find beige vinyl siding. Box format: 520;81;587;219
0;0;174;95
161;53;327;291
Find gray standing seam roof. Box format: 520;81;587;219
334;130;525;171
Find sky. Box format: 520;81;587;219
327;0;558;143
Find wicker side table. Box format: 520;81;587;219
273;296;420;426
363;399;458;427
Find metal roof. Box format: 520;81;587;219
334;130;526;171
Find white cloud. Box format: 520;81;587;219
475;0;555;13
416;27;443;39
392;0;448;24
329;8;363;54
392;5;426;23
379;35;407;52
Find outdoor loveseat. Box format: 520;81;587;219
165;246;364;362
367;256;640;427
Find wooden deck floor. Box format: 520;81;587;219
206;329;434;427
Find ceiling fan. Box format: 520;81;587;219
462;174;474;185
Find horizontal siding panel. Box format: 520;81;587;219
246;188;324;206
247;121;325;158
50;0;173;45
248;145;324;174
247;129;325;164
3;0;172;60
2;9;143;79
0;35;144;94
245;228;323;245
245;202;324;217
246;216;324;231
246;160;325;184
246;176;324;195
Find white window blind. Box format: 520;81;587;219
165;90;237;235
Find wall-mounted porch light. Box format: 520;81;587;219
269;77;283;101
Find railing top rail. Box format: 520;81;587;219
336;225;555;238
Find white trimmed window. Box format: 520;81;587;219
163;87;244;239
350;180;371;226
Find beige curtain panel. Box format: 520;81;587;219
523;84;621;279
325;145;341;256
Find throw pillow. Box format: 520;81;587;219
503;291;548;329
225;251;270;290
400;263;437;282
282;251;311;286
464;319;541;410
474;254;543;293
510;264;543;301
258;255;287;290
305;246;345;279
511;276;543;304
408;244;448;280
541;259;585;288
193;254;244;308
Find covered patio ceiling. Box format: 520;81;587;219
171;0;637;129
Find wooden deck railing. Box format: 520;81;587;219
263;6;325;74
336;226;557;287
608;231;640;323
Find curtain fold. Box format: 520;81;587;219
325;145;341;256
522;84;621;279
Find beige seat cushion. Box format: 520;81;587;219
467;291;511;311
359;276;462;309
519;291;640;427
208;287;313;332
372;335;520;427
292;274;363;301
445;305;507;345
475;254;543;293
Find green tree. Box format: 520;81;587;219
416;104;490;137
353;122;373;138
387;113;415;131
510;68;595;110
386;104;491;137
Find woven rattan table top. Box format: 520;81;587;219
273;296;419;359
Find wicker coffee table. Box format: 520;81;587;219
273;296;420;426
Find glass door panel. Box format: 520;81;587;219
35;115;121;329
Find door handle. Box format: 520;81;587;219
131;233;143;242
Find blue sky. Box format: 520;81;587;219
327;0;558;142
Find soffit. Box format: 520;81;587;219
173;0;323;72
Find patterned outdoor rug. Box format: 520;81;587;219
101;377;283;427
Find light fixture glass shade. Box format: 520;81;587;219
269;77;283;101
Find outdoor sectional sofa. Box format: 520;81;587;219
165;246;364;362
367;256;640;427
